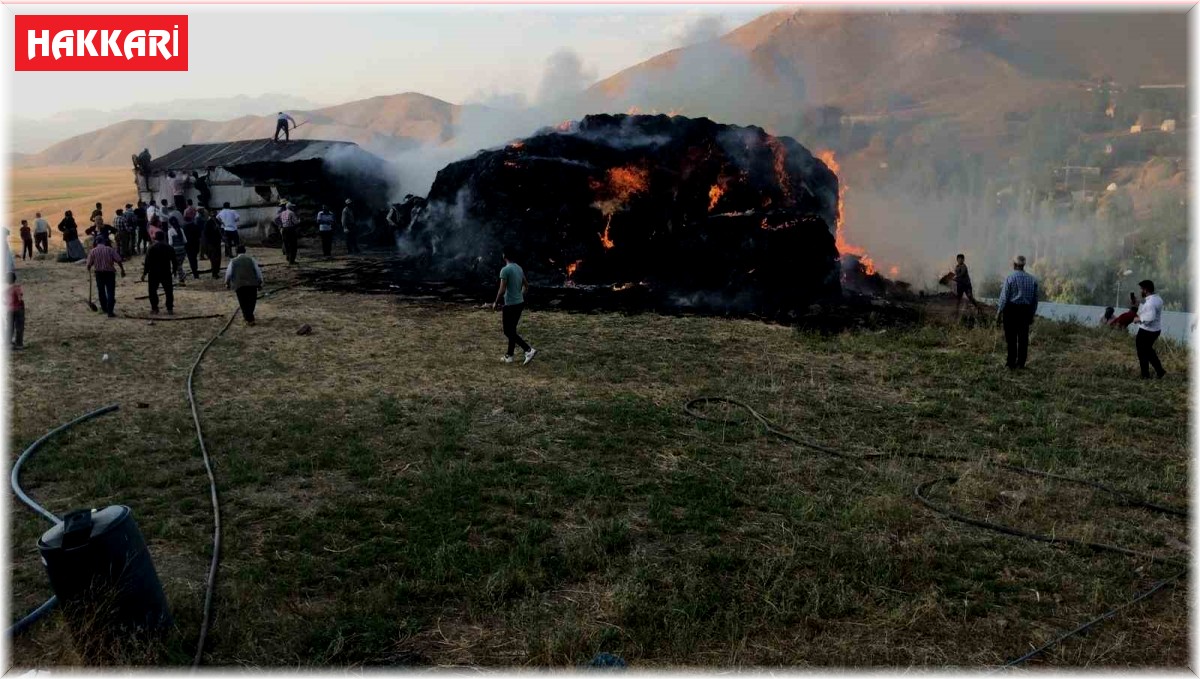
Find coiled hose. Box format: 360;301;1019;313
683;396;1188;666
7;404;121;637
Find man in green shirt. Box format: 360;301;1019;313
492;249;537;365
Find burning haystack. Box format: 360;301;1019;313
398;114;843;314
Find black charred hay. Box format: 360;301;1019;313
394;114;843;318
298;256;921;331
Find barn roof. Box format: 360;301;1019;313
148;139;366;173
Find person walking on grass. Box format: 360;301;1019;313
279;202;300;265
135;202;150;254
492;249;537;365
7;272;25;350
33;212;50;255
217;202;241;257
996;255;1038;370
225;245;264;326
1134;279;1167;379
202;210;224;279
952;253;981;316
316;205;335;257
167;217;189;286
341;199;360;254
19;220;33;260
85;235;126;318
183;205;203;278
141;231;177;315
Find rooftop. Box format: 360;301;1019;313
148;139;364;173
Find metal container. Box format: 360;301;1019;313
38;506;172;638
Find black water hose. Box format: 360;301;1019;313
7;404;121;637
683;396;1188;666
998;569;1186;669
187;306;240;668
187;257;383;666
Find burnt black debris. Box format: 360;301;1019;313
297;256;920;331
394;114;843;316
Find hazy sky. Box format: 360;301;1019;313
8;5;775;119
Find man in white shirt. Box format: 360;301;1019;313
32;212;50;254
216;202;241;257
1134;279;1166;379
274;112;297;141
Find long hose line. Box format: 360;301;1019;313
8;404;122;637
186;257;372;667
683;396;1188;666
187;306;239;668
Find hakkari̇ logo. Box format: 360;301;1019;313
15;15;188;71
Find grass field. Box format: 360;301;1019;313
6;166;135;255
5;243;1190;668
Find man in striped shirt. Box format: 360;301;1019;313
85;236;126;318
996;255;1039;370
279;203;299;265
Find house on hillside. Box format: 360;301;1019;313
133;139;396;241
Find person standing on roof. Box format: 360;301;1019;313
217;201;241;257
342;199;359;254
316;205;335;257
274;112;297;142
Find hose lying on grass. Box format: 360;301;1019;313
185;257;388;666
8;404;122;638
684;396;1187;667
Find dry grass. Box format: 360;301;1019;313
6;166;134;255
6;242;1190;669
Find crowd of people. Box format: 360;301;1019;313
952;253;1168;379
3;192;371;340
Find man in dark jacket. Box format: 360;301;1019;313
141;231;178;314
183;207;204;278
201;211;224;278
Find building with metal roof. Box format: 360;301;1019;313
133;138;395;243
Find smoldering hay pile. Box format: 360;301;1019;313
395;114;845;315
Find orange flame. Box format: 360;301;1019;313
567;260;582;277
708;184;725;212
816;149;877;276
605;166;649;203
556;120;573;132
626;105;643;115
508;141;524;149
591;165;649;251
766;138;791;201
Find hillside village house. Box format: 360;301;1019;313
133;139;395;241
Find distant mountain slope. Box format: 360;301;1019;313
19;92;467;167
579;11;1187;138
11;93;321;154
